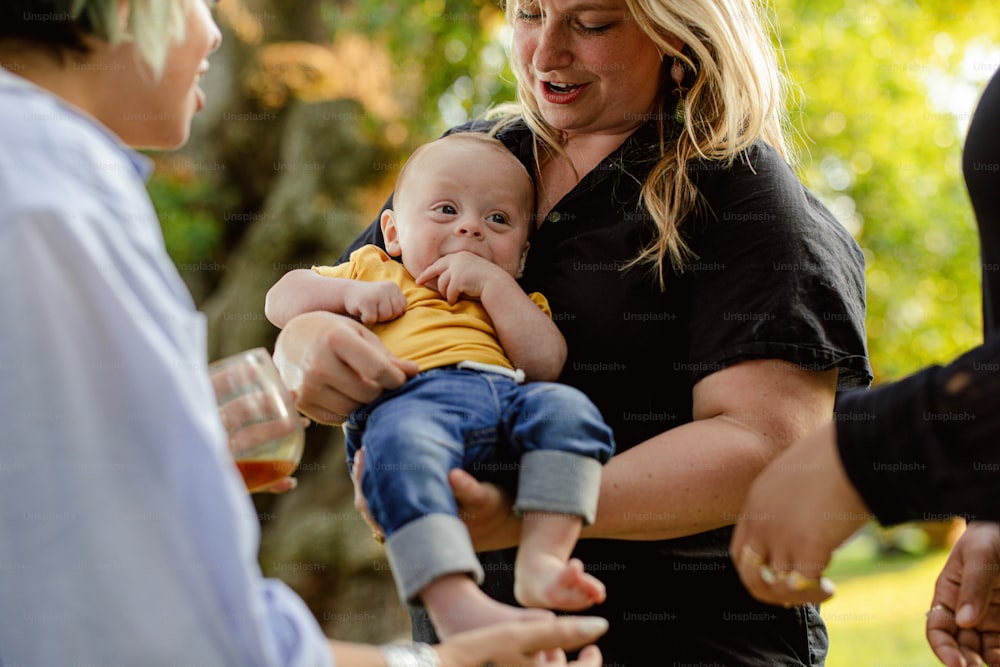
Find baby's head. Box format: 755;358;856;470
380;133;536;280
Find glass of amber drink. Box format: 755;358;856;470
209;348;305;493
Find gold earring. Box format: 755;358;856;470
671;57;687;125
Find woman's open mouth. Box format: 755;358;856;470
541;81;587;104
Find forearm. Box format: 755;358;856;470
265;269;350;328
584;362;837;541
481;279;566;380
581;416;779;540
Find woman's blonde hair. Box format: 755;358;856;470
1;0;190;78
493;0;793;288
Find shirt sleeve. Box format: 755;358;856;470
836;338;1000;525
964;68;1000;337
528;292;552;317
684;142;873;390
313;262;354;279
0;206;332;666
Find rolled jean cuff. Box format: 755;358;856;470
514;450;603;526
385;513;484;606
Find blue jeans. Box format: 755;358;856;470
344;366;614;604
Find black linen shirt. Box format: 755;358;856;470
341;119;872;665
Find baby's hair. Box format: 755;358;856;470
394;132;536;211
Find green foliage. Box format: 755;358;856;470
323;0;516;140
149;171;223;266
152;0;999;383
773;0;1000;382
146;159;237;301
823;532;952;665
333;0;1000;383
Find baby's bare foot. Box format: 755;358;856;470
515;556;606;610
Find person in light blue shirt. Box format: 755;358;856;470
0;1;607;666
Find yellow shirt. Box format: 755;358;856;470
314;245;551;372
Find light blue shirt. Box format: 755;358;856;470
0;68;332;667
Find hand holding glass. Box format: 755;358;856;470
209;348;305;493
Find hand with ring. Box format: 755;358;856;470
730;421;869;606
926;521;1000;667
739;546;832;599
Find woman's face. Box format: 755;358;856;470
112;0;222;149
511;0;664;138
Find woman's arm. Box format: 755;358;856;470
729;338;1000;607
585;360;837;540
835;338;1000;525
457;359;837;550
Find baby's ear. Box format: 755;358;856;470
515;242;530;278
380;210;403;257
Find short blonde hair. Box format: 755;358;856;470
496;0;792;288
1;0;190;78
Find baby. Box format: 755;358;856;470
265;132;615;637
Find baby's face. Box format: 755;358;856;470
382;138;535;279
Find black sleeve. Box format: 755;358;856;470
965;67;1000;338
836;337;1000;524
337;195;390;263
685;142;873;389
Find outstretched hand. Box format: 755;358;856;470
434;616;608;667
927;521;1000;667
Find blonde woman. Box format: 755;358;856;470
276;0;872;663
0;1;609;665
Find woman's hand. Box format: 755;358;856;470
350;448;385;541
927;521;1000;667
730;421;868;606
434;616;608;667
449;468;521;552
272;311;418;425
211;360;308;495
350;453;521;549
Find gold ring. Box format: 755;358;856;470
926;604;951;617
741;545;765;568
785;570;821;592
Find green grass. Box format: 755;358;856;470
823;527;953;667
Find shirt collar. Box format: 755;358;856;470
0;67;155;181
496;116;674;176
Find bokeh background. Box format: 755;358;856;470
156;0;1000;662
